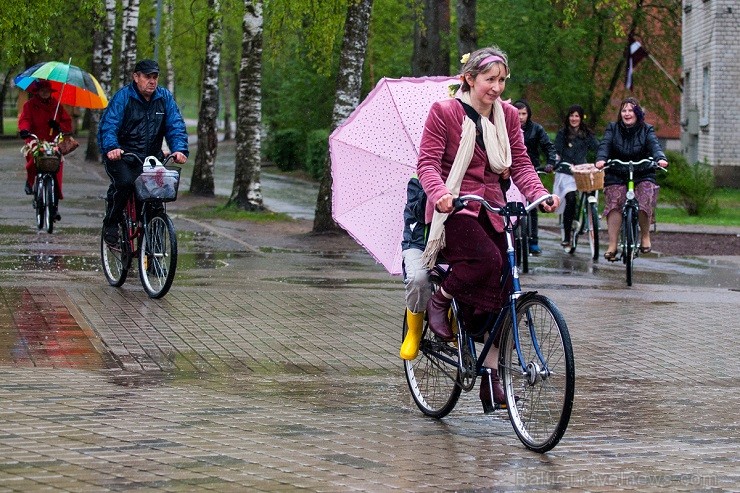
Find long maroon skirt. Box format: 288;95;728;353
440;211;510;312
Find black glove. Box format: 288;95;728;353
48;119;60;132
19;130;31;139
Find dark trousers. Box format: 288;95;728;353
562;191;577;239
529;208;539;244
440;211;510;312
103;159;142;227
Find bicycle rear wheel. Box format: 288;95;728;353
403;311;462;418
499;294;575;453
624;207;636;286
587;201;600;261
101;222;130;287
139;212;177;298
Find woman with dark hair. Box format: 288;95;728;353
595;97;668;260
553;104;599;247
417;46;559;412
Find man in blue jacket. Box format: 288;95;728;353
98;59;189;245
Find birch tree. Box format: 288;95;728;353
228;0;264;210
86;0;116;161
190;0;223;196
120;0;140;85
313;0;374;233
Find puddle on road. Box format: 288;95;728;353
525;254;739;290
0;287;117;370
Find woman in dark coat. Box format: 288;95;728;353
595;97;668;260
553;104;599;247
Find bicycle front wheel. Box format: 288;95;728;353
43;177;55;234
624;207;636;286
101;223;130;287
403;311;462;418
517;216;529;274
139;213;177;298
499;294;575;453
34;180;44;230
587;201;600;261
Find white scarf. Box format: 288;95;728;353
420;92;512;268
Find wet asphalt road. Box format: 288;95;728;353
0;138;739;492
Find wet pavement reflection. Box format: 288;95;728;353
1;139;739;491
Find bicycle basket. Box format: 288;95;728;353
34;155;61;173
572;164;604;192
134;165;181;202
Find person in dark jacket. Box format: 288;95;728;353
513;100;556;255
98;59;189;245
399;176;429;360
595;97;667;260
553;104;599;247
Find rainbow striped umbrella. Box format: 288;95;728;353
14;61;108;109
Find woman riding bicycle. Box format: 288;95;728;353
417;46;559;411
595;97;668;261
553;104;599;247
18;80;73;219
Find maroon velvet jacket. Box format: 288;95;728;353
417;98;548;233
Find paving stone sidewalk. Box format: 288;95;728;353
0;140;738;492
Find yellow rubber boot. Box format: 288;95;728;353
400;309;425;360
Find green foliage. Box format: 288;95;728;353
658;151;719;216
265;128;304;171
305;129;330;180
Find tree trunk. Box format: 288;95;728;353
411;0;449;76
222;64;233;141
313;0;373;233
0;72;11;136
228;0;264;211
85;2;111;162
120;0;140;86
456;0;477;59
190;0;223;197
164;0;176;95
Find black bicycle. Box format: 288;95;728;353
25;133;63;234
602;158;665;286
402;193;575;453
100;153;181;298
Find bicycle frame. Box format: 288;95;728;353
430;195;554;381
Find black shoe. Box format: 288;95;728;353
24;182;33;195
104;225;119;246
54;213;61;221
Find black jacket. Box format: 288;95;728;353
401;177;427;251
521;120;557;169
554;128;599;173
597;121;666;186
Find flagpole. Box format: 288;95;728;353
647;53;683;93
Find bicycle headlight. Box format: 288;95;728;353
626;190;635;200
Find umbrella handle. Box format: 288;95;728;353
50;57;73;136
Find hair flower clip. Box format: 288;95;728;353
459;53;470;64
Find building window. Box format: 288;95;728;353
700;66;710;127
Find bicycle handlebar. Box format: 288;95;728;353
122;152;176;168
603;158;666;173
453;193;554;216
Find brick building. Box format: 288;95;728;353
681;0;739;186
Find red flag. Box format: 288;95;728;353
625;36;649;91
